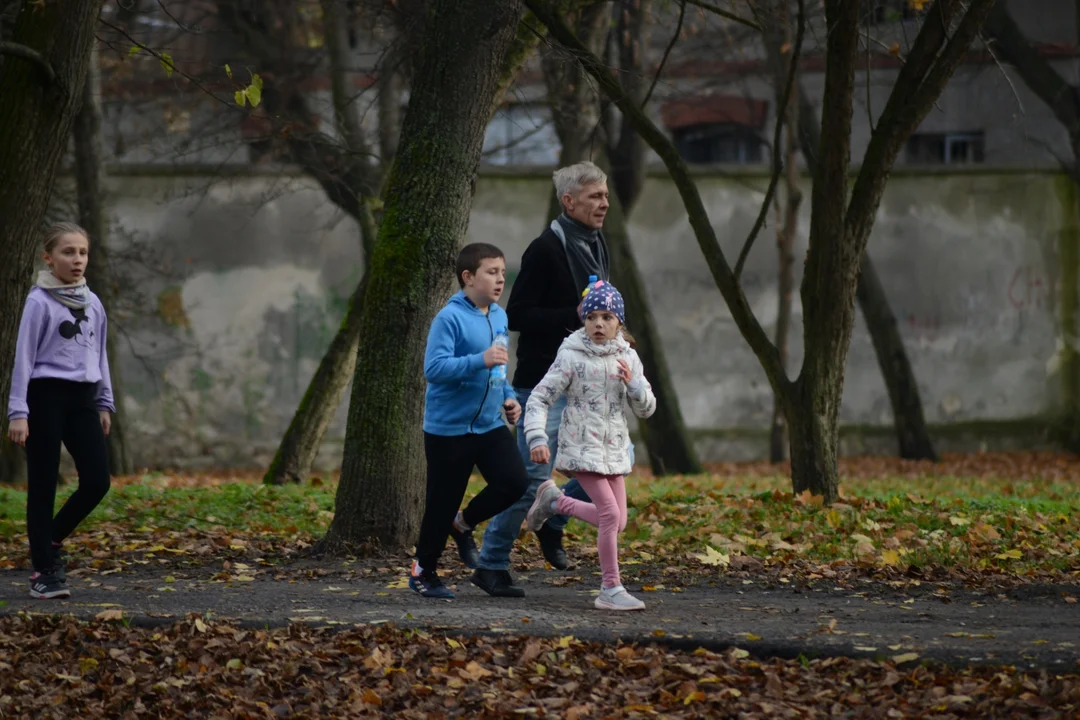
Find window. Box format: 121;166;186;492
906;132;985;164
481;104;559;166
673;123;764;165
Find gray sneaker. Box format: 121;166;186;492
594;585;645;611
526;479;563;533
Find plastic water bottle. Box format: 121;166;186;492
582;274;598;298
489;330;509;386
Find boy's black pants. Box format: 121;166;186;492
25;379;111;572
415;426;530;572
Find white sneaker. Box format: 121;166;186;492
526;479;563;532
594;585;645;611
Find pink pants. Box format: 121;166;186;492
555;472;627;588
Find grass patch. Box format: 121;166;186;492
1;453;1078;582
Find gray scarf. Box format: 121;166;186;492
552;213;610;295
35;270;90;309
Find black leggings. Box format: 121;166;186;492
416;426;530;571
25;379;111;572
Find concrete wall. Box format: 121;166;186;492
85;166;1074;468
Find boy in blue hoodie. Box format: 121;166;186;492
408;243;531;598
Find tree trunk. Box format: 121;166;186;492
0;0;104;483
265;274;368;484
855;255;937;459
762;0;800;464
262;0;381;485
794;86;937;461
604;180;702;474
74;41;133;475
790;0;861;503
319;0;525;554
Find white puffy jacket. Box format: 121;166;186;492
524;328;656;476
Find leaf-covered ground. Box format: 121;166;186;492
1;452;1076;591
0;613;1076;718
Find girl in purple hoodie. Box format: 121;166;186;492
6;222;114;600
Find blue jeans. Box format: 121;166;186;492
477;386;635;571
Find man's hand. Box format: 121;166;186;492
483;344;509;368
100;410;111;437
530;445;551;464
7;418;28;447
503;399;521;424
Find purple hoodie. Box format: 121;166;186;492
6;287;115;420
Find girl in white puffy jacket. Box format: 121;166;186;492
524;281;656;611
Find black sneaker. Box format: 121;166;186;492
50;544;68;583
408;561;455;599
536;525;569;570
449;526;480;569
29;570;71;600
471;568;525;598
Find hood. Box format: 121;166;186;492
447;290;502;316
562;327;629;357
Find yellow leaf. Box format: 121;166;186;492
693;546;729;567
995;548;1023;560
741;633;762;641
446;638;462;649
225;658;244;670
235;90;247;107
729;648;750;659
881;549;901;566
194;618;208;633
949;516;969;526
78;657;99;673
224;63;233;79
558;636;574;648
684;691;706;704
95;609;124;622
536;663;547;675
362;688;382;705
892;652;920;664
826;509;843;528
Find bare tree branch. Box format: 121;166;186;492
0;40;55;84
642;0;685;108
846;0;996;246
734;0;805;280
684;0;762;31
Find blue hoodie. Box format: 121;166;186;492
423;291;516;435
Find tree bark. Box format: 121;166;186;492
319;0;525;553
0;0;104;483
74;41;134;476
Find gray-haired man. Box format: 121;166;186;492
471;161;634;598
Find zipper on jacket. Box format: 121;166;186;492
468;313;495;433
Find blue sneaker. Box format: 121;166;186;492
408;561;455;599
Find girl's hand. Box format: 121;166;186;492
99;410;111;437
530;445;551;464
616;358;632;384
7;419;28;447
